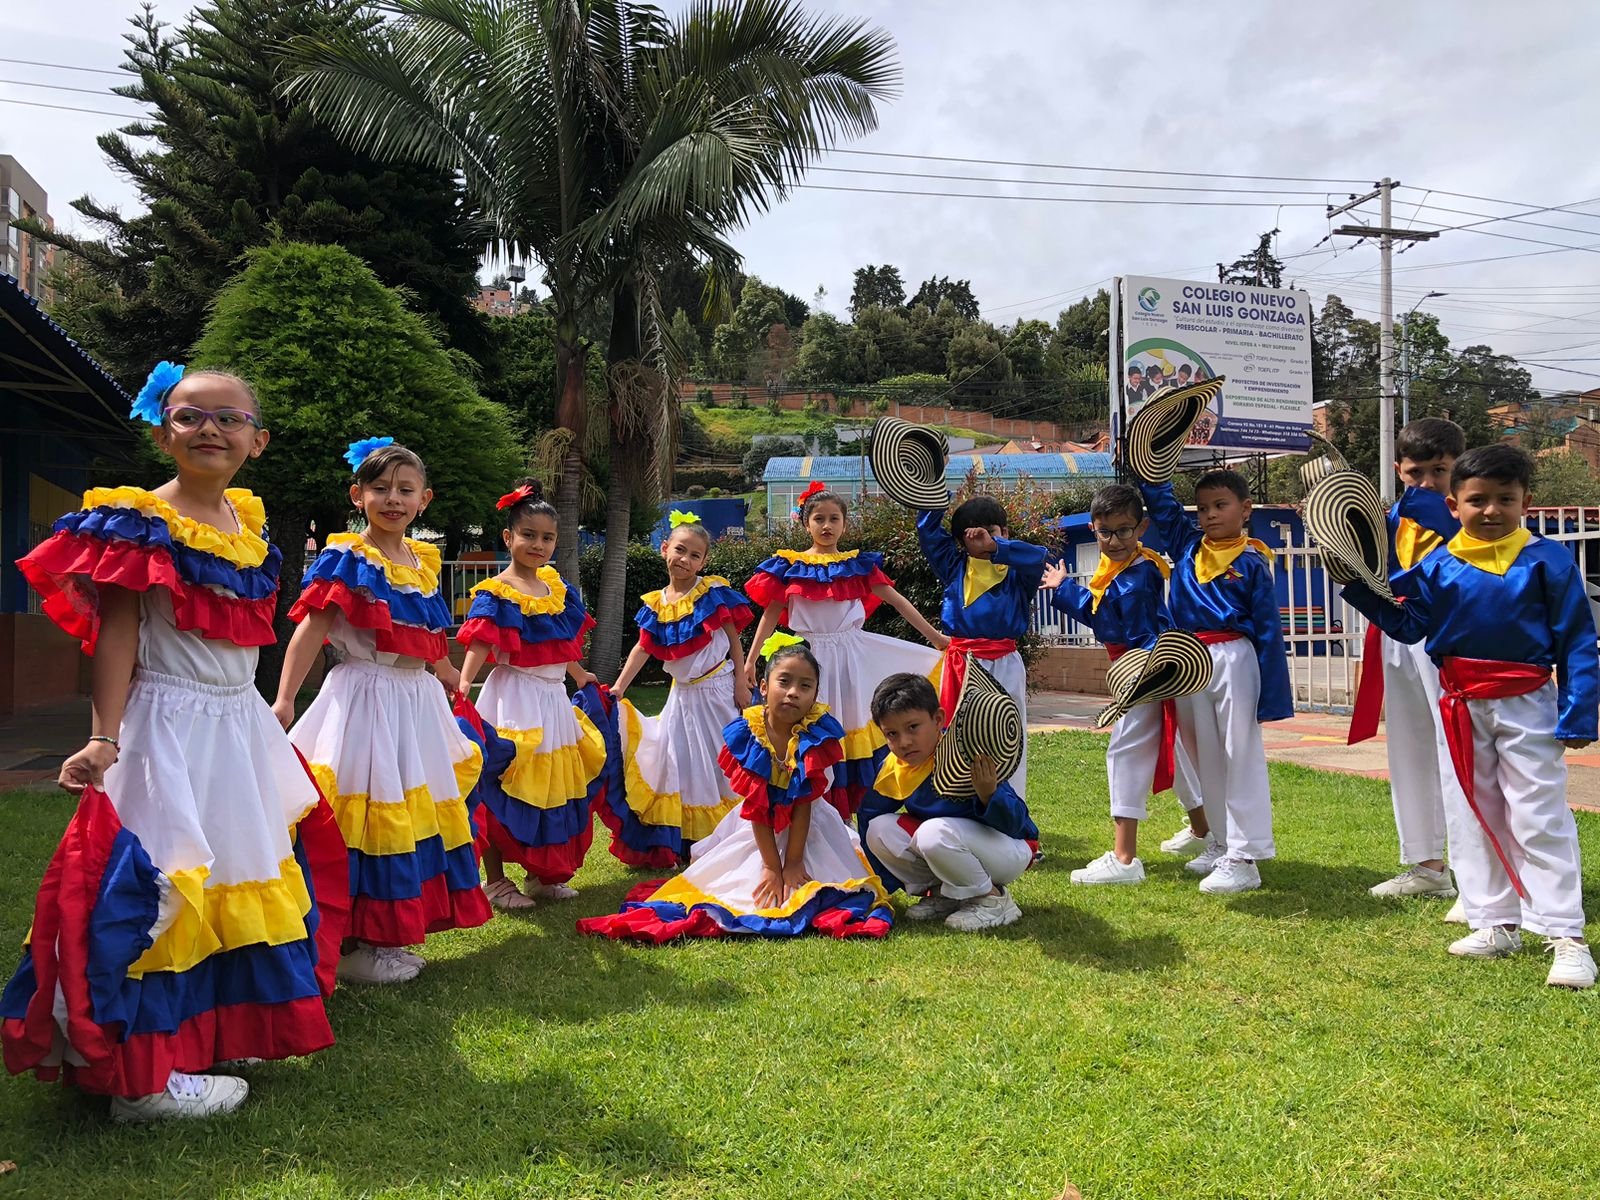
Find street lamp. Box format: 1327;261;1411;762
506;263;527;317
1400;291;1447;426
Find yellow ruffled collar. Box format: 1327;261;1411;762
873;752;936;801
743;700;831;785
643;574;732;623
472;567;568;615
775;548;859;566
1448;527;1531;576
327;532;441;592
84;485;270;568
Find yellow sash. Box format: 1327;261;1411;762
1393;519;1445;572
1086;546;1170;613
1448;527;1531;576
1194;536;1273;585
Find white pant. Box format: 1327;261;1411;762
1454;683;1586;938
864;814;1033;901
1380;634;1464;865
976;652;1028;801
1174;638;1274;860
1107;698;1202;821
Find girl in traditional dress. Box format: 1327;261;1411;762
4;365;348;1121
743;485;946;818
455;481;604;907
606;512;753;864
578;636;893;941
275;439;490;985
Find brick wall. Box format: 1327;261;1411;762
1026;644;1112;696
0;614;91;715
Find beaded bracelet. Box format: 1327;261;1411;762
88;735;120;751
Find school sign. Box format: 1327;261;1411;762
1110;275;1314;457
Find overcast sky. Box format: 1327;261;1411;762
4;0;1599;393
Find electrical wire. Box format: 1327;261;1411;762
827;148;1374;186
0;56;124;76
809;165;1337;198
0;96;144;119
793;183;1327;208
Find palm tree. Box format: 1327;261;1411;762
284;0;897;670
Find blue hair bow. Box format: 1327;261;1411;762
131;361;185;425
344;436;395;470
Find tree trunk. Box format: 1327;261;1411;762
552;318;586;588
591;282;643;682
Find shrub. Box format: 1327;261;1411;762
697;386;716;407
686;484;706;498
870;396;890;417
674;465;745;493
766;394;781;416
733;389;750;409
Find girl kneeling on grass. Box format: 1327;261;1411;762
4;365;349;1122
275;439;491;986
579;636;894;941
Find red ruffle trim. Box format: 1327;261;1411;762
575;880;891;944
822;778;869;822
593;797;681;870
474;805;596;886
20;532;276;653
743;571;889;619
290;751;352;998
291;578;448;660
721;740;844;832
348;878;491;948
456;615;593;667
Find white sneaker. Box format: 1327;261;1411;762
1198;856;1261;895
337;943;421;984
1160;825;1206;856
1070;851;1146;886
375;944;426;971
1449;926;1522;959
906;893;964;922
1444;898;1468;924
1183;837;1226;875
945;890;1022;932
111;1071;249;1122
525;880;579;901
486;877;537;910
1370;864;1457;899
1544;937;1597;989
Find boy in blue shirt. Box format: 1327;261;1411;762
1341;444;1596;988
1042;484;1205;884
1140;471;1293;895
861;673;1037;932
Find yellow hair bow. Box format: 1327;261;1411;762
669;509;700;528
760;631;805;659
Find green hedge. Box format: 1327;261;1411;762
673;465;746;493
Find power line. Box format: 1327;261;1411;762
0;77;144;99
0;56;124;77
828;148;1374;186
1405;185;1600;224
0;96;143;119
810;165;1336;198
794;183;1326;208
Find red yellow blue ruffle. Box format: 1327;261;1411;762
719;703;846;832
574;686;683;869
635;576;754;662
457;572;595;667
576;876;893;942
744;549;892;619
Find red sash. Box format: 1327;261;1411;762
939;637;1018;717
1437;657;1552;901
1348;622;1386;745
1194;630;1243;645
1105;643;1176;796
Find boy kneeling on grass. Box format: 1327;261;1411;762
860;673;1038;931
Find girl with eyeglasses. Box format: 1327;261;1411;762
5;364;349;1121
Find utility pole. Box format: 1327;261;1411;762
1329;179;1439;502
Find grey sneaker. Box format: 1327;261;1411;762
337;943;421;985
111;1071;248;1122
1160;825;1206;856
1370;864;1457;899
1184;837;1226;875
1449;926;1522;959
945;890;1022;932
1545;937;1597;989
906;892;964;922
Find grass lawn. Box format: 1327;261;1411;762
695;405;986;445
2;732;1597;1199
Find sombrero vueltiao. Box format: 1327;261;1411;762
1122;377;1226;484
1304;470;1394;601
870;417;949;510
1094;630;1214;728
931;666;1025;798
1298;431;1351;493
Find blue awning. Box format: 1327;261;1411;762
0;273;133;440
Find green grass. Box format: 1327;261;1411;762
2;733;1598;1199
696;405;986;445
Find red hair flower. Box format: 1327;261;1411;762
793;479;827;520
496;484;536;510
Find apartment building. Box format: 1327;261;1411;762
0;155;54;302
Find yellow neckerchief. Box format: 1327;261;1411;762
873;751;936;800
962;557;1009;607
1086;546;1170;613
1194;535;1273;585
1393;519;1446;572
1448;526;1531;576
743;701;831;786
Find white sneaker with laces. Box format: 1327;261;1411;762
1198;856;1261;895
337;943;422;985
486;877;537;910
945;889;1022;932
525;880;579;901
1444;898;1468;924
1544;937;1597;989
110;1071;249;1122
1160;825;1205;856
1070;851;1146;886
375;944;426;972
1183;837;1226;875
1449;926;1522;958
906;892;964;922
1370;864;1457;899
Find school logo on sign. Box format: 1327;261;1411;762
1137;287;1161;313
